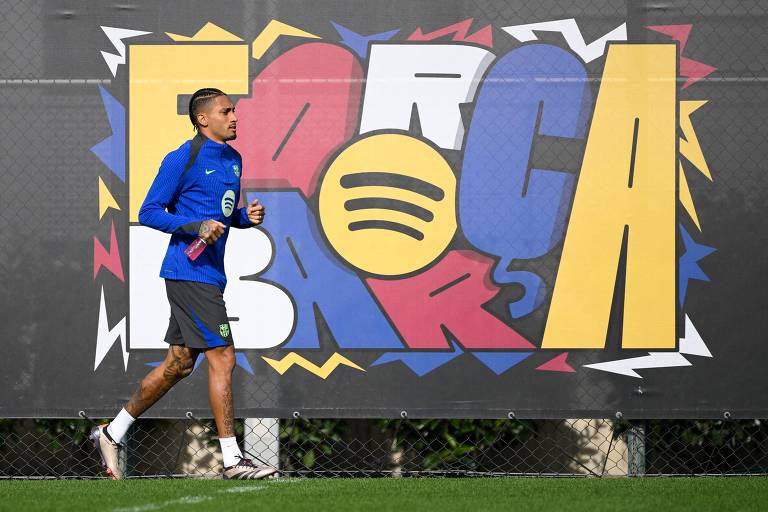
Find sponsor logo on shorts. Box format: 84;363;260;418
219;323;230;338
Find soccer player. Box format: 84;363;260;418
90;88;276;480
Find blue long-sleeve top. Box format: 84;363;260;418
138;135;252;291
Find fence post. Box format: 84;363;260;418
627;420;647;476
244;418;280;469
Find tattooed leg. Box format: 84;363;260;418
206;345;236;438
124;345;200;418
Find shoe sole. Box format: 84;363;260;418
223;467;279;480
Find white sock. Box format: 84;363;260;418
219;436;243;468
106;408;135;444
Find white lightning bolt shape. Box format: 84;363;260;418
502;18;626;63
583;315;712;378
100;26;151;77
95;286;128;371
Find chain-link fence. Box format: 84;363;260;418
3;418;768;478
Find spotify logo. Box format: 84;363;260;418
319;133;456;276
221;190;236;217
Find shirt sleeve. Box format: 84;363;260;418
138;148;202;235
230;206;252;229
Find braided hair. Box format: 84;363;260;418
188;88;226;130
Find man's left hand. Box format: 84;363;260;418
246;199;265;225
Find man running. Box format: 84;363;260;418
91;88;276;480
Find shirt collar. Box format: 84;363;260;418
195;132;228;154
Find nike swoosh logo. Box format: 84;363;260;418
205;169;216;175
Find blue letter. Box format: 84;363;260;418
459;44;593;317
248;190;404;349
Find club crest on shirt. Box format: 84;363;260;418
232;164;240;177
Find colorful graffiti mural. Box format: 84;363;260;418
91;16;718;389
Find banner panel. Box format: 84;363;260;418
0;0;765;418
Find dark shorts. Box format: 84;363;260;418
164;279;234;350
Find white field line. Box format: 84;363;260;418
221;485;266;493
112;495;211;512
266;477;304;484
110;478;304;511
110;482;281;512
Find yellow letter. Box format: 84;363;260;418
542;44;677;349
128;44;249;221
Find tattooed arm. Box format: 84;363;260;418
198;220;226;244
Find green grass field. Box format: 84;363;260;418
2;477;767;512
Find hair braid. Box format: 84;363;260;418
188;88;226;130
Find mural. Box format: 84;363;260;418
89;16;718;389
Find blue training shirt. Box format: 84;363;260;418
138;134;252;291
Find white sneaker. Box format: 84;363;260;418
90;424;123;480
223;457;278;480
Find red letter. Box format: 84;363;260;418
231;43;363;197
367;251;533;349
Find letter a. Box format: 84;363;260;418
543;44;677;349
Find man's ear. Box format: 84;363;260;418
196;112;208;128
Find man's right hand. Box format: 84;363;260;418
199;220;226;244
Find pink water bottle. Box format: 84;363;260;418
184;237;207;261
